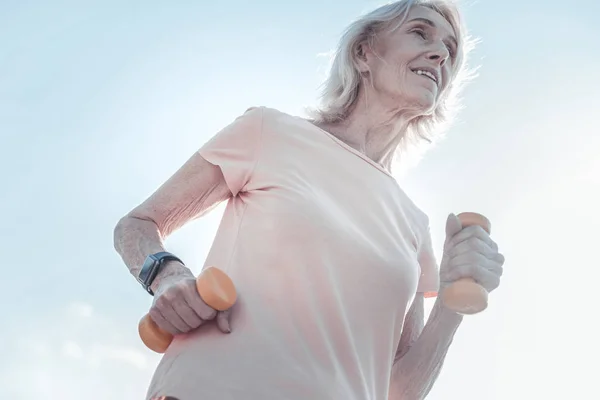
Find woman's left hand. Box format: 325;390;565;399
439;213;505;293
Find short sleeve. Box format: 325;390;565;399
198;106;263;196
417;223;440;298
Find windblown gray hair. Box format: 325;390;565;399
306;0;478;157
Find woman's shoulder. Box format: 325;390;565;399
242;106;312;127
218;106;296;137
238;105;323;145
236;105;290;118
248;105;293;117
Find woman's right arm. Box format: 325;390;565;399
113;152;232;294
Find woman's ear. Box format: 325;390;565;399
355;42;371;73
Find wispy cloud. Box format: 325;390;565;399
1;301;159;399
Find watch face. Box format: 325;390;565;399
138;253;181;295
139;256;157;284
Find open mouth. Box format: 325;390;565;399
411;68;438;85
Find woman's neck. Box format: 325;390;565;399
315;101;415;170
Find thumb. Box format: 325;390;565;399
445;213;463;239
216;309;232;333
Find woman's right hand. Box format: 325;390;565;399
149;271;232;335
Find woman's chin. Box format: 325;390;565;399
405;95;437;116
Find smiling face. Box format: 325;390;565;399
357;5;459;116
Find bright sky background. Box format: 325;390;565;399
1;0;599;399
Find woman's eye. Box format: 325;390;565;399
412;29;426;39
447;46;456;59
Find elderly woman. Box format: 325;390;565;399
113;0;505;399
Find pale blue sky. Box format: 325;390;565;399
1;0;598;398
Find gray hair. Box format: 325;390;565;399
306;0;478;159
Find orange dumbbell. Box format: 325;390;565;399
138;266;237;353
440;212;492;315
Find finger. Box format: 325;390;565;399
445;213;463;238
475;266;501;291
445;251;504;280
216;310;232;333
156;296;192;333
447;252;492;272
443;262;501;292
162;303;192;333
183;289;218;321
487;261;504;278
495;252;505;266
446;225;490;248
149;307;181;336
446;225;498;253
171;297;203;329
486;253;505;277
446;236;496;259
448;248;505;271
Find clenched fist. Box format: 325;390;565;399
149;271;232;335
440;213;505;294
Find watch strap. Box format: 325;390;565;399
137;251;184;295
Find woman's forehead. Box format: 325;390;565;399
404;5;457;39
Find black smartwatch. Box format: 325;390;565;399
137;251;184;295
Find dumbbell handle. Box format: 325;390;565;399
138;266;237;353
440;212;491;315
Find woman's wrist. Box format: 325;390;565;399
431;296;464;326
149;260;194;295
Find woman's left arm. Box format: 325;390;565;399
389;214;504;400
388;293;463;400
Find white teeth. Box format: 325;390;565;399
414;69;437;82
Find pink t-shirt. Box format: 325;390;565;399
146;106;439;400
